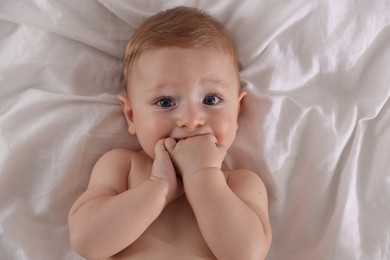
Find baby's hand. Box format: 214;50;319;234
150;139;183;205
165;134;227;177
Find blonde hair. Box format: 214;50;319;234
123;6;239;92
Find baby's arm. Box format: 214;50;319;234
68;140;178;259
166;135;272;260
187;168;272;260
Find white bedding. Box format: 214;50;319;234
0;0;389;259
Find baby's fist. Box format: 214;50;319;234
165;134;226;177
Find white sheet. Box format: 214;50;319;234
1;0;389;259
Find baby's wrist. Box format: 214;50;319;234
148;176;180;206
181;167;225;191
183;166;222;178
148;176;170;195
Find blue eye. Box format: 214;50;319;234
156;97;175;108
203;95;221;106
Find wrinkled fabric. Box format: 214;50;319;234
0;0;389;259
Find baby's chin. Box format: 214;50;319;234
138;147;156;160
138;149;155;160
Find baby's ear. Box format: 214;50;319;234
238;90;247;113
118;95;136;135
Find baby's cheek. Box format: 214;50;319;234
215;118;238;147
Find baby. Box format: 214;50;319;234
68;6;271;260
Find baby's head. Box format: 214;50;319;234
120;6;245;159
123;6;240;92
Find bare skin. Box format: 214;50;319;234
68;47;272;259
69;137;271;260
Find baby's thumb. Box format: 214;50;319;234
164;137;177;154
151;139;172;183
154;139;166;160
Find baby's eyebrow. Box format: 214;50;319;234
154;83;170;89
200;77;222;85
200;78;233;90
146;82;173;92
145;77;228;94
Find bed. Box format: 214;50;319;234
0;0;389;259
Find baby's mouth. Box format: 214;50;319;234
173;135;198;142
174;137;189;142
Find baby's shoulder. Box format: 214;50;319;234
92;149;144;177
97;148;150;164
89;149;148;193
95;148;136;168
225;168;269;215
100;148;137;158
225;168;266;192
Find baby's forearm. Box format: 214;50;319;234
183;169;269;260
68;179;168;259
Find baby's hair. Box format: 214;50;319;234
123;6;239;92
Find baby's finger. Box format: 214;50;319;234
203;133;218;145
164;137;177;153
216;142;227;154
154;139;166;158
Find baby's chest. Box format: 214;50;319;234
115;197;214;259
126;158;205;242
148;196;202;239
145;196;212;253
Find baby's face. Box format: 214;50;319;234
123;47;246;159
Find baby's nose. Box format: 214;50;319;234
176;105;205;129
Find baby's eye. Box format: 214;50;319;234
202;95;221;106
156;97;176;108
